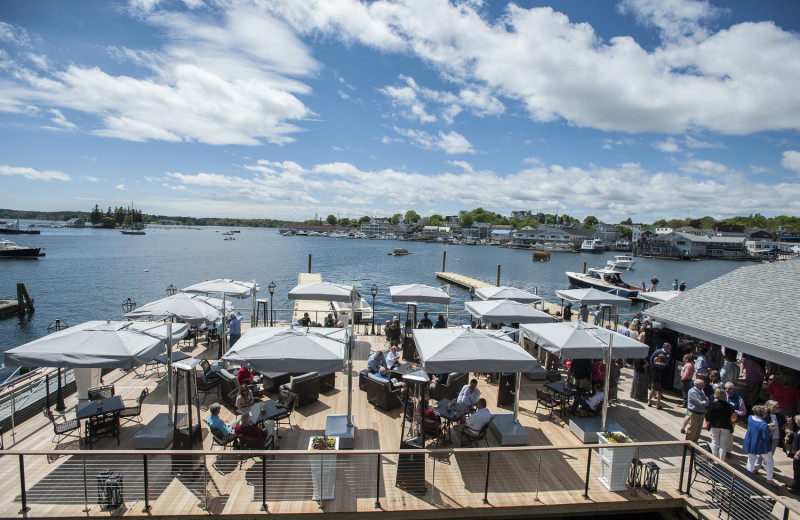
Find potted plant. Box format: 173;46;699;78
597;431;635;491
308;435;339;500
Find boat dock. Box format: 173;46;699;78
291;272;332;324
0;298;20;317
434;272;493;290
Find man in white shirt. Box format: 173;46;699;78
457;379;481;411
454;398;491;442
570;384;605;414
385;346;400;369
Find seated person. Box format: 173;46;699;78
367;349;387;374
376;366;404;389
237;366;260;386
454;398;491;440
325;313;335;327
430;372;451;388
418;312;433;329
433;314;447;329
234;412;269;443
235;384;255;410
385;345;400;369
206;402;235;438
300;312;312;327
457;379;481;411
570;384;605;414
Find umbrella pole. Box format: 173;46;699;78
167;322;174;425
513;371;522;424
221;294;227;358
445;285;450;327
601;335;613;432
252;279;257;327
347;291;355;427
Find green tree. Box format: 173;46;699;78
359;215;371;224
521;217;540;229
429;214;443;226
583;215;599;228
339;217;351;227
390;213;402;225
326;214;337;225
652;219;668;228
616;225;632;239
404;210;420;224
460;213;474;227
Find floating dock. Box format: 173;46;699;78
0;298;20;317
434;272;493;290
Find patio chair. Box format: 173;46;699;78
238;433;277;468
459;417;493;448
545;371;562;384
43;407;81;445
279;372;320;406
273;390;298;434
88;384;115;401
209;425;238;450
196;370;220;403
200;359;220;382
119;388;149;425
534;388;558;421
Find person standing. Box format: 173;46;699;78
787;416;800;494
650;276;659;291
671;279;678;290
720;350;741;384
709;344;724;372
678;354;695;408
695;347;710;376
578;304;589;322
227;311;243;347
685;379;710;443
743;355;766;410
631;355;650;402
743;405;779;487
563;302;573;322
706;388;735;460
725;383;747;458
679;281;687;291
648;354;669;409
592;305;602;325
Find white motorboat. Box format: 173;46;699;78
388;247;411;256
332;296;373;325
0;238;44;258
565;267;640;298
580;239;605;253
607;254;635;270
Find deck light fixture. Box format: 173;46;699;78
370;284;378;335
268;282;276;326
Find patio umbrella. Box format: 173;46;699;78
123;292;230;326
637;290;682;306
183;278;259;354
389;284;451;327
414;328;538;430
475;286;543;305
464;299;553;325
222;327;348;374
520;321;648;431
554;288;630;326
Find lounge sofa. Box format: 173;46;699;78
280;372;321;406
430;372;468;402
320;372;336;393
365;373;403;411
217;369;239;407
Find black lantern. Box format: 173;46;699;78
268;281;276;326
122;297;137;314
166;284;177;296
370;283;378;335
46;318;69;411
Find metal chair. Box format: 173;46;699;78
545;371;562;384
197;371;220;403
43;407;81;445
88;384;115;401
238;433;277;468
273;391;298;434
459;417;493;448
534;388;558;421
119;388;148;425
209;426;239;450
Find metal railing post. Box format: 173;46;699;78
375;454;381;508
483;451;491;504
18;454;30;514
678;444;687;494
82;454;90;513
727;473;734;520
583;447;592;499
261;455;267;511
534;451;542;502
143;454;151;512
203;454;208;511
45;373;50;409
10;391;16;445
686;446;696;497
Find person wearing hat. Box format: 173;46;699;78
227;311;243;347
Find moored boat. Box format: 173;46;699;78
565;267;639;298
388;247;411;256
332;295;373;324
0;238;44;258
580;238;605;253
607;254;635;270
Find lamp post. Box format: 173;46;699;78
46;319;68;411
370;284;378;335
166;284;177;296
268;282;276;327
122;297;136;315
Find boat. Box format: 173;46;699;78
295;230;308;236
0;239;44;258
222;231;235;236
0;219;40;235
565;267;640;298
580;238;605;253
120;228;145;235
332;295;373;324
536;242;575;252
388;247;411;256
607;254;635;270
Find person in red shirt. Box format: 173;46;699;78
767;373;800;415
235;412;268;442
237;366;259;386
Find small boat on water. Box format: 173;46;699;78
0;239;44;258
388;247;411;256
580;239;605;253
0;219;40;235
222;231;235;236
565;267;640;298
120;228;145;235
607;254;635;270
535;242;574;252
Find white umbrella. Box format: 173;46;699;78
222;327;348;374
637;290;682;305
520;321;648;432
288;281;356;302
389;284;451;304
465;299;553;325
475;286;543;304
554;288;631;306
3;320;188;369
124;292;230;326
183;278;259;354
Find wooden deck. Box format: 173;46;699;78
2;331;799;519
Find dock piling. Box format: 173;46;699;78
16;283;34;316
496;265;500;287
442;251;446;272
308;254;312;274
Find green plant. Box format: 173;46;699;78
601;431;632;444
310;436;336;450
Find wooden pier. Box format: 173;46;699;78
291;272;333;324
435;272;493;290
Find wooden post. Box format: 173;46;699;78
442;251;446;272
16;283;34;315
496;265;501;286
582;261;587;274
308;253;312;273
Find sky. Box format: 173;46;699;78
1;0;799;224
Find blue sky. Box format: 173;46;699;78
1;0;799;223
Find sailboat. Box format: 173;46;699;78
121;203;146;235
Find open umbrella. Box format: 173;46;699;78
222;327;348;374
124;292;230;326
465;299;553;325
554;288;631;306
183;278;259;354
520;321;648;431
637;290;682;305
390;284;451;327
475;286;542;304
288;281;355;302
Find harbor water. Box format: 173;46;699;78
0;224;745;380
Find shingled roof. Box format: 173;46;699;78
648;260;800;370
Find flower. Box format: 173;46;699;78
310;436;336;450
601;431;633;444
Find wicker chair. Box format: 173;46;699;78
88;384;115;401
43;407;81;445
119;388;148;425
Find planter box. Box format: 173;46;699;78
597;433;635;491
308;436;339;500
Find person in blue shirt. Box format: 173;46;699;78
206;402;234;437
227;312;243;347
367;350;387;374
695;347;711;376
433;314;447;328
649;342;672;365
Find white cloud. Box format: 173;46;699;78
46;108;76;130
618;0;722;42
684;135;723;149
393;127;474;154
0;165;70;181
680;158;729;177
602;138;635;150
782;151;800;174
83;176;98;182
0;22;31;47
652;137;681;152
115;184;126;190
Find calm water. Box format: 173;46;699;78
0;223;745;379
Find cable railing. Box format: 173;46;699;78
1;442;797;518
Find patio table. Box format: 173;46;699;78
432;398;468;443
